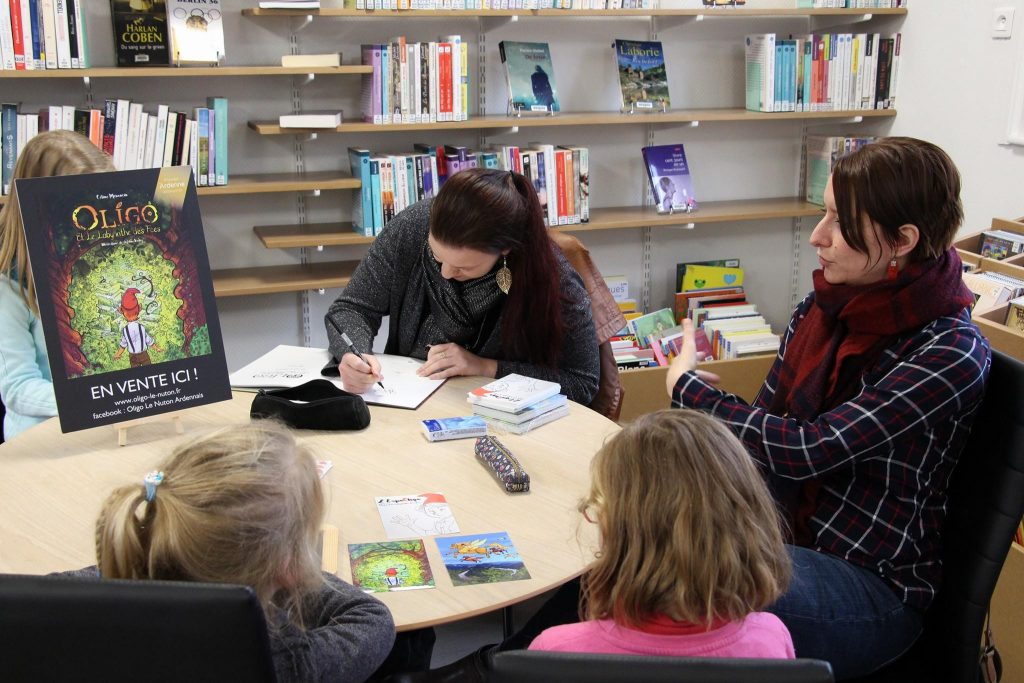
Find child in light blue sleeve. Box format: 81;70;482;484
0;131;114;439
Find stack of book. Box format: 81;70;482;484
467;374;569;434
360;36;468;125
0;0;90;70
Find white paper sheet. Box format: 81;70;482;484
229;345;445;410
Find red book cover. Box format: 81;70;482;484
437;43;452;122
563;151;575;221
555;150;567;225
9;0;25;70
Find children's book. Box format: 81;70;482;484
613;39;670;111
109;0;170;67
375;493;461;539
627;307;676;347
166;0;224;65
435;532;531;587
17;167;231;433
641;144;697;214
348;540;436;593
680;264;744;291
498;41;560;113
471;393;568;424
467;373;561;412
478;403;569;434
674;259;740;292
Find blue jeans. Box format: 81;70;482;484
768;546;923;680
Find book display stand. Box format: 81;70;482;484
622;100;669;115
115;414;185;447
506;101;557;118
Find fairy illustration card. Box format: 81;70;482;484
435;531;531;587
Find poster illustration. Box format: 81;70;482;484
17;166;231;432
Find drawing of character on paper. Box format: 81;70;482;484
376;493;461;539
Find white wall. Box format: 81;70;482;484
17;2;1018;370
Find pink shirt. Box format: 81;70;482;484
529;612;794;659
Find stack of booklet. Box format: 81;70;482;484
467;374;569;434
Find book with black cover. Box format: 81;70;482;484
16;167;230;433
109;0;170;67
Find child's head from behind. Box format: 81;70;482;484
95;422;325;624
580;409;789;628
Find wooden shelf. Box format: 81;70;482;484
212;260;360;297
250;108;895;134
198;172;360;196
243;7;907;18
0;66;371;78
252;198;823;250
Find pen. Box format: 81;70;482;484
339;331;386;391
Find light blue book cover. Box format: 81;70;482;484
348;148;373;236
205;97;228;185
369;159;383;236
498;41;559;113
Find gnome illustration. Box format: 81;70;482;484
113;287;163;367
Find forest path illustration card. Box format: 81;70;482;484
348;540;436;593
436;532;531;587
17;167;231;433
376;493;461;539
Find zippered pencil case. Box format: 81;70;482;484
474;436;530;493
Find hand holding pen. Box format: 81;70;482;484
338;332;385;393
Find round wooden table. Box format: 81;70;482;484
0;377;618;631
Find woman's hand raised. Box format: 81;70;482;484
665;319;721;397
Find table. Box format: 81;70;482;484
0;377;619;631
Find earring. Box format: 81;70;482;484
887;257;898;280
496;255;512;294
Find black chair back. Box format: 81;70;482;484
0;573;278;683
488;651;834;683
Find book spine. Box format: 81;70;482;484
141;113;155;168
369;158;383;236
428;42;438;123
196;107;209;187
152;103;168;167
555;149;567;225
51;0;68;68
70;0;84;67
888;32;901;109
577;146;588;222
563;148;575;223
10;0;26;70
39;0;54;68
2;103;16;194
0;2;14;70
26;0;40;68
64;0;76;67
379;42;389;124
188;117;198;177
206;97;227;184
438;42;452;122
205;105;215;183
162;110;177;169
349;149;372;236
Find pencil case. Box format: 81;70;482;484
474;436;530;493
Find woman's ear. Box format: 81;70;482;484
895;223;920;258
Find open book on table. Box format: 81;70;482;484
229;345;445;410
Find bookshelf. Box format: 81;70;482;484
0;66;372;78
242;7;908;18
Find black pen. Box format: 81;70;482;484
339;331;385;391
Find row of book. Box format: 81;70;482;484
963;270;1024;316
348;142;590;236
0;97;229;196
804;135;875;206
0;0;89;70
360;37;469;125
351;0;657;9
797;1;908;7
745;32;902;113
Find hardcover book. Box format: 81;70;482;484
109;0;170;67
16;167;231;433
613;39;670;111
641;143;697;214
498;41;560;113
166;0;224;65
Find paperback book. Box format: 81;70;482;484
471;393;568;424
467;373;561;412
436;532;531;587
641;143;697;214
498;41;560;113
479;403;569;435
17;167;231;433
375;493;461;538
166;0;224;64
348;540;436;593
109;0;171;67
613;39;670;111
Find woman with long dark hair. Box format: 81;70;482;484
326;168;599;404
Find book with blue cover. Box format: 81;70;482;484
641;143;697;214
498;41;560;113
613;39;670;111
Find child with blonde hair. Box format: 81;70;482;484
0;130;115;439
530;409;793;658
86;422;395;683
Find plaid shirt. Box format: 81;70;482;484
673;296;991;610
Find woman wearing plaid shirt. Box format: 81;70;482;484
667;137;990;679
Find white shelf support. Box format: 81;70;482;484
291;14;314;33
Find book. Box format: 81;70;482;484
680;264;744;291
472;393;568;424
498;41;559;113
478;403;569;434
641;143;697;214
467;373;561;412
281;52;341;67
1005;297;1024;333
166;0;224;65
348;540;436;593
627;308;676;348
435;532;531;586
110;0;169;67
613;39;670;111
421;416;487;442
278;111;343;128
375;493;461;538
16;166;231;433
675;258;740;292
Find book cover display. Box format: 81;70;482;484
166;0;224;65
348;540;436;593
498;41;559;114
17;166;231;433
613;39;670;111
642;143;697;214
110;0;171;67
436;532;531;587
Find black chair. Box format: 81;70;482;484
0;573;278;683
487;651;834;683
852;349;1024;683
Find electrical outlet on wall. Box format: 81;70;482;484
993;7;1015;39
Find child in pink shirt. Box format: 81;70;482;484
530;409;794;659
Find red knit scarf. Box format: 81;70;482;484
769;248;973;545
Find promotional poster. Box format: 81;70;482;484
17;166;231;433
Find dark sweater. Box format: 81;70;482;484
325;199;600;404
61;568;395;683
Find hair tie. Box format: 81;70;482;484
143;471;165;502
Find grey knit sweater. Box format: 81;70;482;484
60;568;395;683
325;198;600;405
